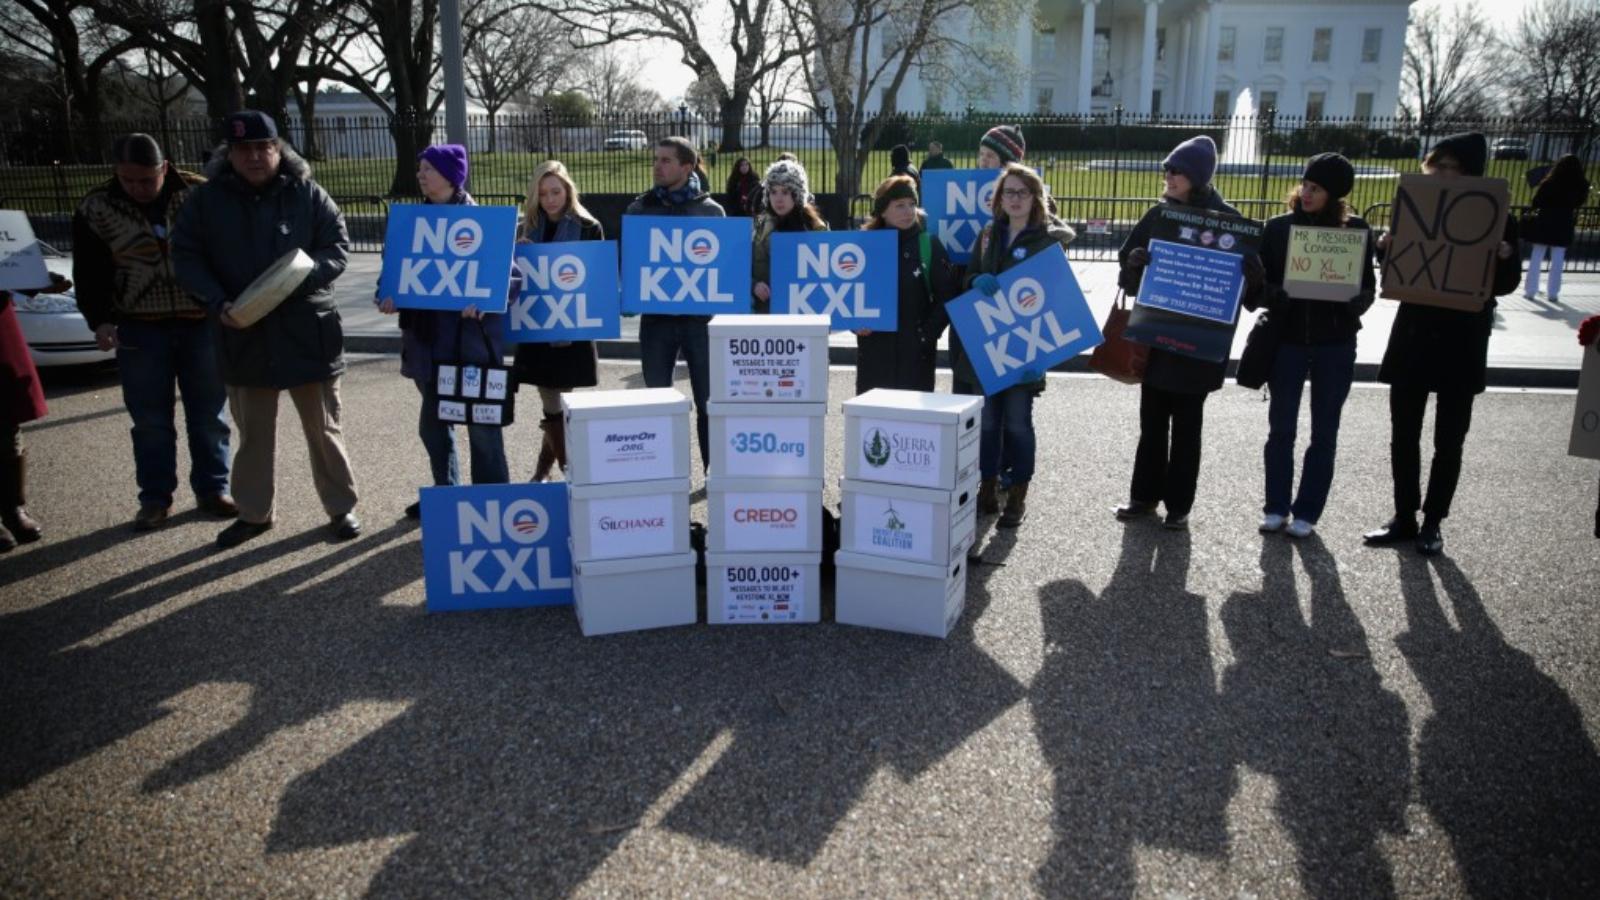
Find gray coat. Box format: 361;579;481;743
172;144;350;389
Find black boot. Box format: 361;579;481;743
0;447;41;544
1416;515;1444;557
997;481;1028;529
1363;515;1418;546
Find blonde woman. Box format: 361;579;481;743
512;161;604;481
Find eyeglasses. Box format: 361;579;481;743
1001;188;1033;200
1162;165;1182;176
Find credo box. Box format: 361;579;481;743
706;476;823;554
563;388;692;486
843;389;982;491
709;314;830;403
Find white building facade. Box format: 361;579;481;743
895;0;1413;119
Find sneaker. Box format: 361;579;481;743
217;519;272;548
1163;512;1189;530
133;504;171;531
1286;518;1315;538
1259;513;1286;533
1115;501;1158;521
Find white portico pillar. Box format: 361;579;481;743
1078;0;1099;114
1137;0;1161;115
1175;18;1191;115
1185;8;1207;114
1202;2;1223;117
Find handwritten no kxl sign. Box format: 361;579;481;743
378;205;517;313
621;216;752;316
1380;174;1509;312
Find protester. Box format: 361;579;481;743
744;152;798;214
921;140;953;171
725;156;760;217
72;133;236;531
626;136;726;470
1364;132;1521;556
0;278;64;550
1116;135;1265;530
954;163;1075;528
172;110;360;548
978;125;1026;169
890;144;920;191
1249;153;1375;538
1523;155;1590;304
750;159;828;314
376;145;511;515
513;160;604;482
855;174;955;395
1581;315;1600;539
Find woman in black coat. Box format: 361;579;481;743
854;175;957;395
725;157;760;217
1364;132;1522;556
1522;154;1590;304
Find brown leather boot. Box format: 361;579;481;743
977;478;1000;516
0;447;41;543
997;480;1029;529
532;415;558;483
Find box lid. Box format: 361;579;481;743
707;475;825;494
564;388;691;418
569;477;691;500
840;477;965;505
573;550;697;577
705;551;821;567
834;548;962;579
707;401;828;418
843;389;983;423
709;313;831;337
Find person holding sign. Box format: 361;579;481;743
172;110;361;548
750;159;827;314
1522;155;1590;304
1579;315;1600;539
1365;133;1522;556
1115;135;1265;530
1249;153;1375;538
855;175;957;395
954;163;1077;527
376;146;513;517
512;160;604;482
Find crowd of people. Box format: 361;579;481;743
0;112;1595;555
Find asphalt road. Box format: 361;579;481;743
2;360;1598;898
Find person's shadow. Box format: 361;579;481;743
1032;526;1235;896
1397;554;1600;896
1219;536;1410;898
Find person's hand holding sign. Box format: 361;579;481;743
1124;247;1151;269
219;302;244;329
460;304;483;320
377;296;399;315
973;274;1001;297
753;282;771;301
1497;241;1513;260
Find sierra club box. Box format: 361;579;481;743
709;314;830;403
563;388;691;486
569;477;692;561
706;475;824;554
834;550;967;639
840;475;980;567
705;551;821;625
708;401;827;480
572;547;698;636
844;389;983;491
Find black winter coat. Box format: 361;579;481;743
1524;169;1590;248
1250;210;1376;345
951;217;1077;394
512;214;605;390
855;221;957;395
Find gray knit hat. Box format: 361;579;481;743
762;158;813;210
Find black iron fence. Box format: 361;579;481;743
4;110;1596;268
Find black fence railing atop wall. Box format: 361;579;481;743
3;110;1596;268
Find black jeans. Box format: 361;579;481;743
1388;384;1476;522
1130;384;1208;517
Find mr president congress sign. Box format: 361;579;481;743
378;205;518;313
621;216;752;315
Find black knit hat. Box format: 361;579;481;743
1302;152;1355;200
1428;132;1489;177
872;176;919;216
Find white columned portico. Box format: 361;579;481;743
1201;1;1223;117
1137;0;1161;115
1078;0;1099;114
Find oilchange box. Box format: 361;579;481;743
709;314;830;402
564;388;691;485
843;390;982;490
834;550;967;639
841;476;979;566
707;476;823;553
708;401;826;480
572;549;698;637
569;478;691;561
705;552;821;625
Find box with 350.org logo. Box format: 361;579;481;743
709;313;831;403
568;478;692;562
562;388;692;486
707;401;826;480
843;389;982;491
706;476;823;554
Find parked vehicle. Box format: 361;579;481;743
602;130;649;151
1492;137;1530;160
14;242;113;367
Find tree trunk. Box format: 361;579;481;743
389;116;435;195
195;0;244;127
718;91;750;152
295;85;322;160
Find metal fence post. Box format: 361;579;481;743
1258;106;1275;202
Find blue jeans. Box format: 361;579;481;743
414;377;509;486
979;385;1037;483
1264;339;1356;523
640;315;710;467
115;319;230;507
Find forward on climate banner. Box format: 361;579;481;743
420;483;573;612
508;240;622;342
922;169;999;265
621;216;752;315
770;231;898;331
378;205;518;313
945;245;1103;395
1126;205;1262;363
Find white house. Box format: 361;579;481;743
287;92;493;159
888;0;1413;119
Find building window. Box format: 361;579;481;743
1152;89;1163;115
1157;27;1167;61
1219;27;1236;63
1258;90;1279;113
1354;92;1374;119
1264;27;1284;63
1036;87;1054;114
1362;28;1382;63
1036;28;1057;64
1306;91;1326;120
1214;89;1232;119
1312;28;1332;63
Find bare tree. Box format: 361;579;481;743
1400;1;1503;124
577;44;670;119
464;0;577;151
0;0;138;159
1504;0;1600;125
750;40;802;147
112;47;195;153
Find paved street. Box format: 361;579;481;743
2;360;1598;897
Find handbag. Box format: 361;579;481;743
1235;307;1285;390
1088;289;1149;385
433;317;516;427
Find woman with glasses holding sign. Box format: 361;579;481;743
1249;153;1375;539
512;161;604;482
750;159;827;314
376;145;512;517
955;163;1076;528
854;175;957;395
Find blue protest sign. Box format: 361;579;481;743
378;205;517;313
945;244;1103;395
507;240;622;342
621;216;752;315
1136;239;1246;325
420;483;573;612
922;169;999;265
770;231;898;331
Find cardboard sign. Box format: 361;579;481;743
1571;345;1600;461
1380;174;1510;312
945;244;1103;395
1286;225;1369;301
419;483;573;612
922;169;999;264
378;205;517;313
770;231;898;331
0;211;50;291
621;216;752;315
857;417;946;488
1126;205;1262;364
508;240;621;342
